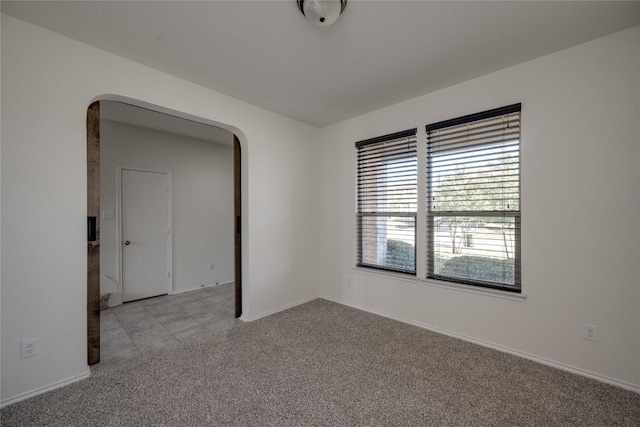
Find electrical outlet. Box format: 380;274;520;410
21;338;39;358
584;324;598;342
346;277;352;286
209;263;215;271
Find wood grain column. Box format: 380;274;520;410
234;135;242;318
87;101;101;365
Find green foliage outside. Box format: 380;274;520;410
386;239;415;272
432;143;518;257
439;256;514;285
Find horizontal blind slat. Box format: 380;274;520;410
428;115;520;139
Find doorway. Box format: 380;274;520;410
86;100;243;365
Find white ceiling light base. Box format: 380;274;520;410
297;0;347;27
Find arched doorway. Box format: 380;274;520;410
86;99;243;365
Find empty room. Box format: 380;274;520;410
1;1;640;425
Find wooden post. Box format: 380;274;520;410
87;102;101;365
234;136;242;318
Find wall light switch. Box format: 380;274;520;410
209;263;215;271
102;210;115;220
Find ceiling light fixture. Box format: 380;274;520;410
297;0;347;27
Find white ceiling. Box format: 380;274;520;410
101;101;234;146
3;1;639;127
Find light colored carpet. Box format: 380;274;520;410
2;299;639;426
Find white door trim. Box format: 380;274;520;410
116;165;173;301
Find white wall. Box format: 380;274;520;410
1;9;638;406
100;119;234;305
0;14;320;403
317;26;640;390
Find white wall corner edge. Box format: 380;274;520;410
319;295;640;395
0;368;92;409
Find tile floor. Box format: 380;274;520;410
92;283;241;374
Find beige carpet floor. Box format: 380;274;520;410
2;299;639;426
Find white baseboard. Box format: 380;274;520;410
1;368;91;408
243;295;318;322
106;282;236;308
217;281;234;286
320;295;640;394
171;281;234;295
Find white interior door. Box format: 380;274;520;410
121;168;170;302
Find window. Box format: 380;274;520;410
356;129;417;274
426;104;521;292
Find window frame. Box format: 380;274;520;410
425;104;522;293
356;129;418;275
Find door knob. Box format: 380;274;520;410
124;240;131;246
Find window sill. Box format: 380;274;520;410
420;278;527;301
352;266;419;284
